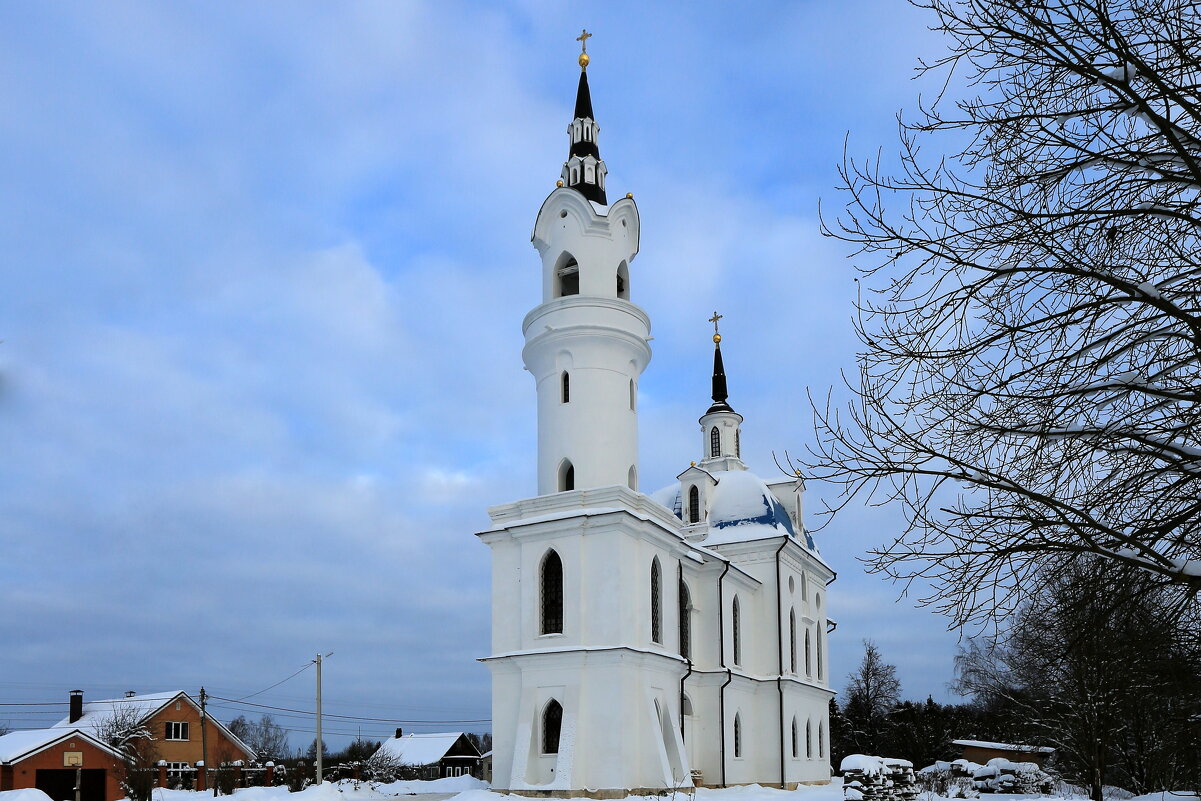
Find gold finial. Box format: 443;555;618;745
556;180;564;187
625;192;633;198
691;461;697;466
709;310;723;344
577;29;592;68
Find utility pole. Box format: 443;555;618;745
314;652;332;783
200;687;212;796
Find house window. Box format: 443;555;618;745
558;460;574;492
818;721;825;758
541;550;563;635
688;485;700;523
733;713;743;758
617;262;630;300
650;557;662;644
542;700;563;754
679;578;692;660
710;426;720;457
806;719;813;758
561;371;570;403
789;609;797;674
791;718;799;759
165;721;189;741
805;630;812;677
732;595;742;666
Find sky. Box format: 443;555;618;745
0;1;967;749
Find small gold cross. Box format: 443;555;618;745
576;29;592;54
709;311;723;335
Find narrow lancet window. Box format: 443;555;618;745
540;550;563;635
734;713;743;758
806;720;813;758
650;558;662;644
558;460;574;492
542;700;563;754
710;426;721;457
688;485;700;523
732;595;742;666
791;717;799;758
805;630;812;677
679;578;691;659
790;608;797;673
561;371;570;403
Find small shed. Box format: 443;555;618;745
372;732;481;779
952;740;1055;769
0;729;125;801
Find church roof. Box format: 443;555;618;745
573;69;595;127
706;342;735;415
651;469;819;551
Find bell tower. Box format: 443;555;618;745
524;34;651;495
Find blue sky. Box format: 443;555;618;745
0;1;966;747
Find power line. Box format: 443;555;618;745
236;663;314;701
206;695;489;724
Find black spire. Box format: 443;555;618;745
573;69;595;123
707;340;735;414
560;30;608;205
707;313;735;414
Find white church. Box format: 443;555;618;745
477;38;835;797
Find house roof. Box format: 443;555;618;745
0;728;123;764
953;739;1055;754
51;691;255;760
373;732;477;766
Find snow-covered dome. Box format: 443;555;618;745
651;469;817;550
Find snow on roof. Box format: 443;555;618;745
51;691;180;735
51;692;254;759
0;728;121;764
953;739;1055;754
374;732;473;766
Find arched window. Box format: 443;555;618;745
806;719;813;758
688;485;700;523
681;695;693;716
805;629;812;677
617;262;630;300
735;429;741;457
733;713;743;758
540;550;563;635
558;460;574;492
629;379;636;410
789;608;797;674
817;628;824;680
542;699;563;754
679;578;692;659
818;720;825;757
710;426;721;457
561;371;570;403
557;257;579;297
650;558;662;644
627;465;637;490
732;595;742;666
791;717;799;759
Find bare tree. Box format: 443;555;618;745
806;0;1201;627
955;559;1201;800
94;704;159;801
227;714;289;764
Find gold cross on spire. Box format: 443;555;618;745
709;311;723;344
576;29;592;68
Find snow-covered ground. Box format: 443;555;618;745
1;780;1197;801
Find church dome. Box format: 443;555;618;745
651;469;817;550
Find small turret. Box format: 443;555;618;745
699;313;746;471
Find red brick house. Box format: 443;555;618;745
0;728;125;801
51;690;255;773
